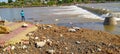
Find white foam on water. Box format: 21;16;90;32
53;5;120;21
100;13;120;21
113;17;120;21
53;5;103;20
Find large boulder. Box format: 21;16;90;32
103;16;117;25
0;20;5;25
0;26;10;34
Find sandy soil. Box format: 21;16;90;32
0;24;120;54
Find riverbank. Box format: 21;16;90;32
0;23;120;54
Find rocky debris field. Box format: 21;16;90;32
0;24;120;54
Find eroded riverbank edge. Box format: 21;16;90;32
0;23;120;54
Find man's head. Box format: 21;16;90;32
21;10;24;12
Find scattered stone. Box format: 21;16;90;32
22;40;30;45
60;34;63;37
65;47;68;50
99;42;106;46
30;36;34;39
97;48;102;52
46;49;55;54
68;28;76;32
91;50;95;53
0;40;5;48
108;43;112;46
11;46;15;50
41;36;46;39
43;27;47;30
75;41;81;44
3;48;6;51
72;27;80;30
22;45;27;49
71;52;74;54
25;50;28;53
57;41;60;43
35;37;39;40
22;23;28;28
35;40;46;48
0;24;120;54
46;39;52;46
0;25;10;34
3;46;11;51
47;25;52;28
27;32;33;36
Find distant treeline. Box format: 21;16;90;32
0;0;120;8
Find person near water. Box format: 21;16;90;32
20;10;25;21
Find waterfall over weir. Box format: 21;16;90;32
112;12;120;18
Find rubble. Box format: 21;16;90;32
22;23;28;28
34;37;39;40
75;41;81;44
11;46;15;50
72;27;80;30
0;24;120;54
0;26;10;34
35;40;46;48
22;45;27;49
68;28;76;32
46;49;55;54
47;25;53;28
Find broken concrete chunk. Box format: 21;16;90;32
65;47;68;50
35;37;39;40
27;33;33;36
46;49;55;54
43;27;47;30
47;25;53;28
0;26;10;34
22;40;30;45
22;23;28;27
60;34;63;37
0;40;5;48
22;45;27;49
35;40;46;48
3;46;11;51
68;28;76;32
11;46;15;50
75;41;81;44
46;39;52;46
97;48;102;51
72;27;80;30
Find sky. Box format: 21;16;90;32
0;0;16;3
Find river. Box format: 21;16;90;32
0;5;120;35
80;2;120;18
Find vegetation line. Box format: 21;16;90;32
0;0;120;8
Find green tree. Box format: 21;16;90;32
8;0;13;3
0;2;6;6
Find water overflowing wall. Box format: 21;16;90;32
78;5;120;18
112;12;120;18
78;6;110;15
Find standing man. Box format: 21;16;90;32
20;10;25;21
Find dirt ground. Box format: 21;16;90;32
0;24;120;54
